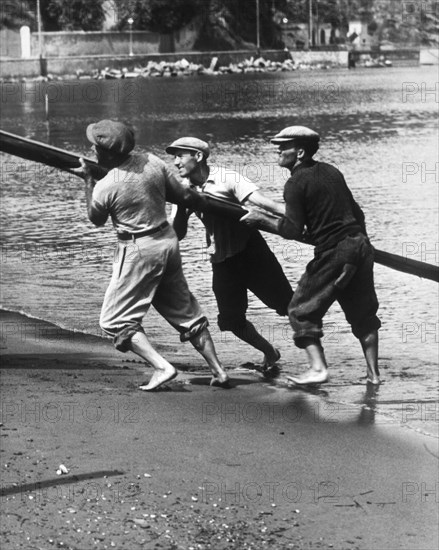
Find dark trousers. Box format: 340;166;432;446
212;232;293;331
288;234;381;348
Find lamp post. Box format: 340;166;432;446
128;17;134;56
256;0;260;53
36;0;42;57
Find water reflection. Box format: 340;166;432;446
356;384;380;426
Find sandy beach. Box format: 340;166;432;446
0;309;437;550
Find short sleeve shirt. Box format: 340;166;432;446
92;153;174;234
185;166;258;263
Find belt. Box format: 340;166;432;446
117;221;169;241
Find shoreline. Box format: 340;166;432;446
1;308;438;549
1;307;438;438
0;47;423;81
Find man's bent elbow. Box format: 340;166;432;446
88;210;107;227
278;219;301;240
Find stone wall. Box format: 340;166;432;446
0;28;21;58
27;17;203;58
1;49;351;79
31;31;161;57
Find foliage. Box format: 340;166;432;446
0;0;36;30
40;0;105;31
1;0;437;47
115;0;204;33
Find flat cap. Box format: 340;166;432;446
166;137;210;158
86;120;135;155
271;125;320;144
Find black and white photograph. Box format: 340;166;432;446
0;1;438;548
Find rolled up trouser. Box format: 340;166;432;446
288;233;381;348
100;225;208;351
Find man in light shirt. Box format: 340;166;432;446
167;137;293;374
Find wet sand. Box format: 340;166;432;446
0;309;438;549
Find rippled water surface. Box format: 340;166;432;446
1;67;438;434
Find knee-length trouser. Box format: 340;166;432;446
100;226;207;352
212;232;294;331
288;234;381;348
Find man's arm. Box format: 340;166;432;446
240;209;305;240
351;198;367;235
74;159;108;226
171;204;191;240
244;190;285;217
240;180;306;241
164;166;208;211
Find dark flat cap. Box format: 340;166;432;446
86;120;135;155
166;137;210;158
271;125;320;144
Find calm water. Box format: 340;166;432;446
1;67;438;434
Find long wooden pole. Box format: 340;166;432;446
1;129;438;283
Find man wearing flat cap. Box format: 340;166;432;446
75;120;229;391
241;125;381;385
166;137;293;373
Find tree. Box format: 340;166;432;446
40;0;105;31
115;0;204;33
0;0;36;30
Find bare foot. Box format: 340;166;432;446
262;348;281;369
139;367;177;391
366;366;380;385
210;373;231;388
286;369;329;386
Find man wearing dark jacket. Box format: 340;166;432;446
241;126;381;385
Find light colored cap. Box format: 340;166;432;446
86;120;135;155
271;125;320;144
166;137;210;158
